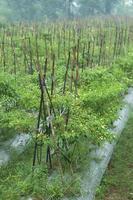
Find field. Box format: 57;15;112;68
0;17;133;199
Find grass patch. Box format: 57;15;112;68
95;113;133;200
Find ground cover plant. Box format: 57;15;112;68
0;17;133;199
95;113;133;200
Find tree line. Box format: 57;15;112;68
0;0;132;22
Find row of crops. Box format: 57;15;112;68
0;17;133;173
1;17;133;74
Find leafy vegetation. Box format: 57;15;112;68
0;17;133;199
0;143;83;199
0;53;133;199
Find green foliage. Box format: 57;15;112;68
52;58;131;146
0;19;133;200
0;73;39;135
0;52;132;143
0;146;81;200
